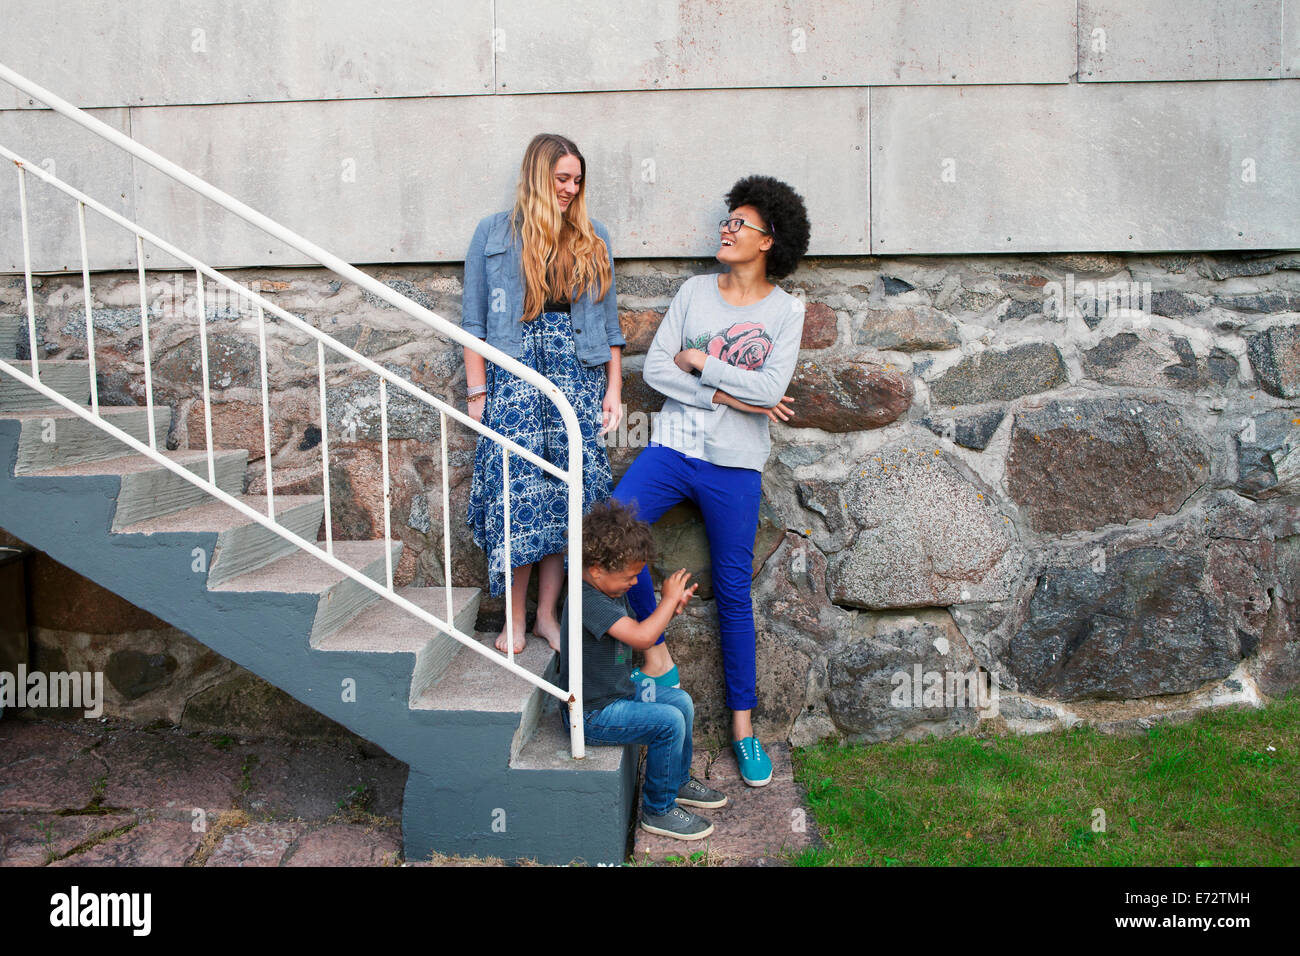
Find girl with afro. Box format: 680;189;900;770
612;174;811;786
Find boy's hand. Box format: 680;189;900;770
674;582;698;615
661;568;693;606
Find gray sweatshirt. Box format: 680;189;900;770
644;274;805;471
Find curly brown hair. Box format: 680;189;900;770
583;499;656;573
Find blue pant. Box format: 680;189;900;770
578;687;695;815
613;443;762;711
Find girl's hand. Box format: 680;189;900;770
713;391;795;422
761;395;795;423
599;388;623;436
468;394;486;423
673;348;706;373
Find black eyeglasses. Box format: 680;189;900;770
719;217;774;237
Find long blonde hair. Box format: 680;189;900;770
510;133;612;322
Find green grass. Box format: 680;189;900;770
791;694;1300;866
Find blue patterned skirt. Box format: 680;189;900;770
467;309;613;597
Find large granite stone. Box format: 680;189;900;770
1198;253;1300;281
1005;398;1209;533
800;302;838;349
647;497;784;600
815;439;1021;609
1230;406;1300;500
853;305;961;351
1246;324;1300;399
186;398;295;462
919;404;1007;450
1081;332;1235;392
1251;534;1300;695
324;366;443;443
928;343;1068;405
1006;545;1247;701
826;609;985;742
154;334;261;393
785;360;912;432
619;309;662;355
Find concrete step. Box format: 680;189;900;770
29;447;248;528
313;585;481;703
413;631;560;764
121;494;324;588
8;405;172;474
0;315;25;359
0;359;92;411
211;538;403;643
511;708;627;774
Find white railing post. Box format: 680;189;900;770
195;270;216;483
77;202;99;414
567;408;585;759
135;235;156;451
502;447;513;663
317;340;333;556
256;304;275;520
379;377;393;592
16;165;38;382
439;410;453;624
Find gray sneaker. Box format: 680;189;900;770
640;805;715;841
676;777;728;809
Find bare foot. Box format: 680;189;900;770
533;617;562;653
494;625;526;655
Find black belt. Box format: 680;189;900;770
543;300;571;313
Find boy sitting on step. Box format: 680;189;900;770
558;498;727;840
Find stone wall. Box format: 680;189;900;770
3;249;1298;743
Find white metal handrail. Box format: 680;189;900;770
0;62;586;757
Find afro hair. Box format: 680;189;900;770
724;175;811;280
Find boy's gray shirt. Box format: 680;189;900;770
644;274;805;471
558;580;636;712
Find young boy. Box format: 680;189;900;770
558;499;727;840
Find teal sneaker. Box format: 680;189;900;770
733;737;772;787
630;664;680;689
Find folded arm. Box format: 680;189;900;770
693;305;805;407
642;284;721;410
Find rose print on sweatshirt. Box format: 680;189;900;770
686;321;774;371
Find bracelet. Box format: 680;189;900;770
467;384;487;398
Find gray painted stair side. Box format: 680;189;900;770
314;585;481;705
412;633;559;766
28;447;248;529
11;406;172;473
122;493;325;588
0;420;634;864
0;360;92;411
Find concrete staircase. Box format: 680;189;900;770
0;314;635;864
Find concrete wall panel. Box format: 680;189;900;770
126;88;868;269
1079;1;1283;81
0;109;137;272
496;0;1075;92
0;0;494;109
1286;0;1300;75
870;81;1300;253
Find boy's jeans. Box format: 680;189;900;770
575;687;694;816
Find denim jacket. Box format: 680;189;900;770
460;210;625;367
